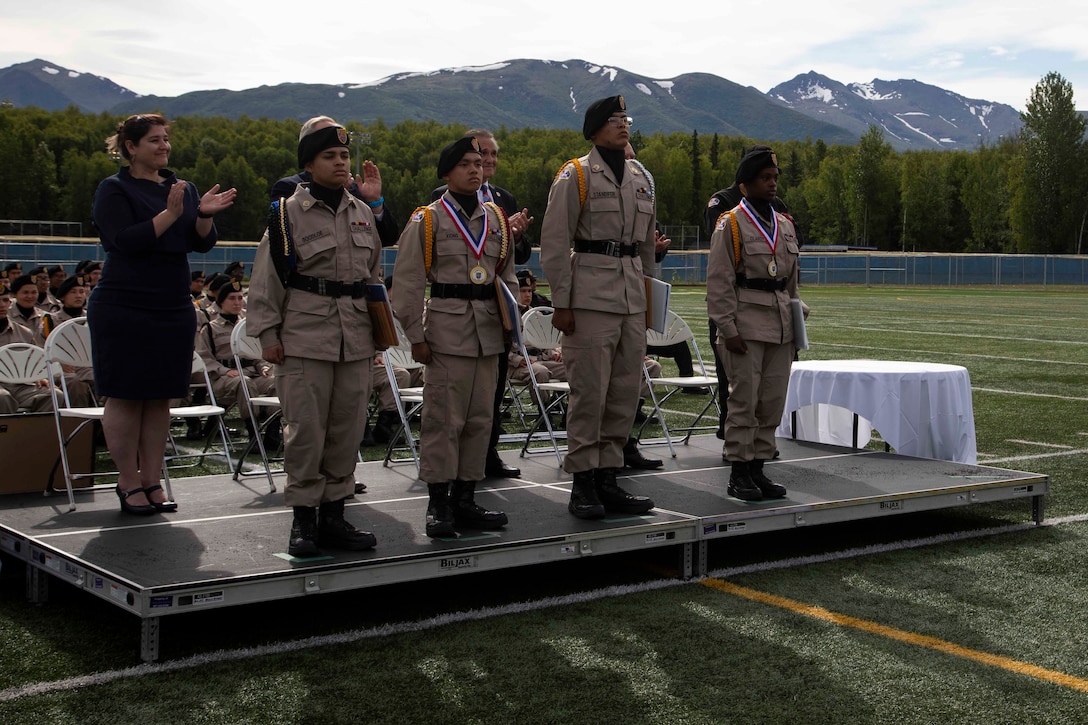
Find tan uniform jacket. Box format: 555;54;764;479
392;193;517;357
707;205;801;345
538;147;657;313
248;185;382;360
196;315;271;379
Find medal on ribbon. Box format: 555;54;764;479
441;197;490;284
738;198;780;278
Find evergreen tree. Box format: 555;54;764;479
1009;71;1088;253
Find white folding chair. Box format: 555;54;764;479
230;318;282;492
381;319;424;471
639;309;721;456
42;317;117;511
0;342;50;411
517;307;570;466
163;352;235;483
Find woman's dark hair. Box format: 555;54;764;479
105;113;169;161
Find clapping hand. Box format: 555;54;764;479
199;184;237;215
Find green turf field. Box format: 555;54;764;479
1;285;1086;724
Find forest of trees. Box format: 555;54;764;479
2;72;1086;253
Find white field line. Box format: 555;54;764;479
818;324;1088;347
815;342;1088;367
978;448;1088;465
1005;440;1074;449
4;513;1087;702
972;387;1088;402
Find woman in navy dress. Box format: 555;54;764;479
90;114;236;515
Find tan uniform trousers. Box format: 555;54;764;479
719;339;793;462
212;372;276;420
276;355;371;507
419;352;498;484
0;383;52;413
562;310;645;473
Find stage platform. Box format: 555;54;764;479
0;435;1047;662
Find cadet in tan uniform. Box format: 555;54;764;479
0;285;52;414
195;281;276;434
393;136;516;538
539;95;657;519
248;118;382;557
707;146;802;501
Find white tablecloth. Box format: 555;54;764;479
776;360;977;464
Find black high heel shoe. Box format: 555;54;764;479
143;484;178;513
116;486;156;516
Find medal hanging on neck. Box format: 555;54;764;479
441;196;490;284
739;198;779;278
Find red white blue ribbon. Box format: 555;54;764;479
441;196;488;259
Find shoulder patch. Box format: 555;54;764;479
558;166;573;180
411;210;425;223
715;216;727;231
707;197;721;209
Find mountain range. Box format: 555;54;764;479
0;58;1030;151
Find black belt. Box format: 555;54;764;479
430;282;497;300
736;274;788;292
220;358;256;368
287;272;369;299
573;239;640;257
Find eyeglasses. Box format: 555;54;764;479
606;116;634;127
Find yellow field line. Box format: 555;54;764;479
701;578;1088;693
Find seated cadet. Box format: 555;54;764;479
35;275;96;408
367;351;423;445
195;280;278;446
516;268;551;308
0;284;52;414
509;276;566;409
49;265;66;298
30;266;59;312
8;275;46;332
190;271;206;303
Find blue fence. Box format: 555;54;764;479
4;238;1087;287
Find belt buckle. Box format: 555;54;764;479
604;240;619;257
315;278;326;296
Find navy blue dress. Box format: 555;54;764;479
88;166;217;399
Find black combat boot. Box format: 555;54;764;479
318;498;377;550
425;482;456;538
288;506;321;558
749;459;787;499
449;480;508;529
595;467;655;514
623;437;663;470
371;410;400;445
726;461;763;501
568;470;606;519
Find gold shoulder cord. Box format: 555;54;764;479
553;158;587;208
729;211;741;271
278;197;289;257
412;205;434;279
484;201;510;273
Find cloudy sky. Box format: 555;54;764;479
2;0;1086;111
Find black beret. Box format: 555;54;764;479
297;124;349;168
224;261;244;274
82;261;102;274
192;270;205;282
3;263;21;273
735;145;778;185
437;136;482;179
206;273;229;293
582;95;626;140
48;265;65;276
9;274;35;294
216;280;243;306
57;275;87;299
518;275;532;289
